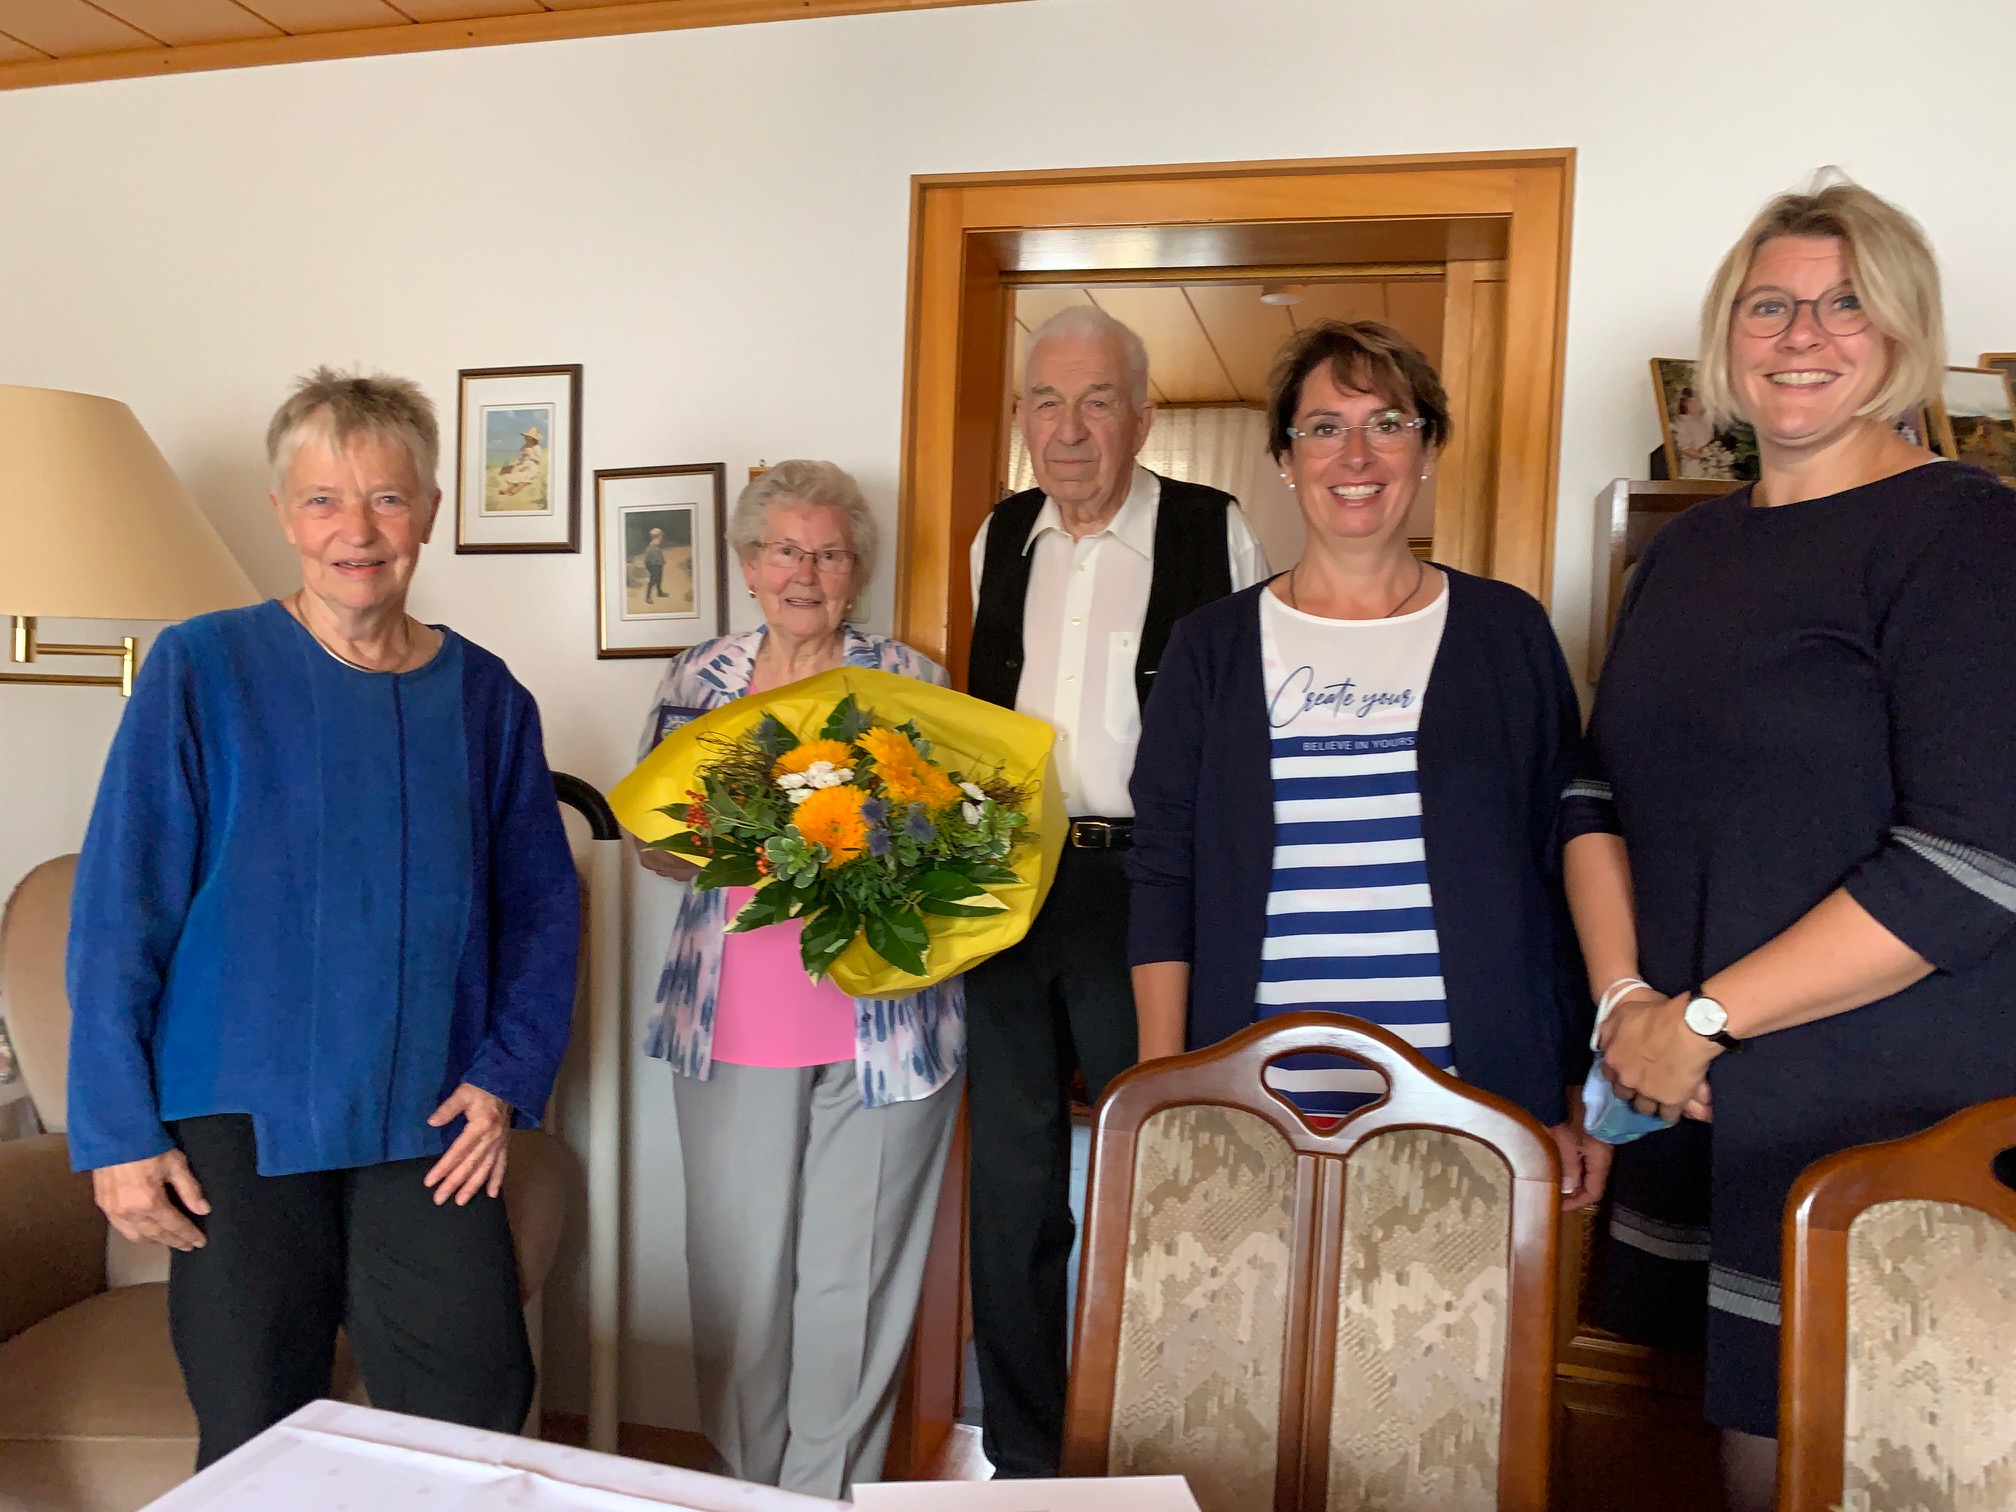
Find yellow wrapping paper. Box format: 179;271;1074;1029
608;666;1065;997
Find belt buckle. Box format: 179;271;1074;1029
1071;820;1112;850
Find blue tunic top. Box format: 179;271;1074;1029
66;601;579;1176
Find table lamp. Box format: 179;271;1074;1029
0;383;258;695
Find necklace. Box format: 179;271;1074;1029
1287;556;1426;619
287;591;418;673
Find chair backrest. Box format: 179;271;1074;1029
1061;1012;1559;1512
0;854;78;1132
1781;1096;2016;1512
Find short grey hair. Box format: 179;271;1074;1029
1023;305;1152;409
267;366;439;493
728;459;880;588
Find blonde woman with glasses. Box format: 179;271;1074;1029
1128;320;1603;1198
1563;176;2016;1511
634;460;962;1499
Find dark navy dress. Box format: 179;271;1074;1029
1565;461;2016;1435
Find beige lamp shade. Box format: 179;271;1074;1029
0;383;258;622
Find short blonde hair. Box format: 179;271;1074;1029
266;367;440;492
1695;174;1945;428
728;459;880;590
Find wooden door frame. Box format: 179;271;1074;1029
893;149;1577;672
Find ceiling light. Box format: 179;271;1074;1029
1259;283;1305;306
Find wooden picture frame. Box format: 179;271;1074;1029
1928;365;2016;481
594;463;728;660
455;364;584;553
1651;357;1758;482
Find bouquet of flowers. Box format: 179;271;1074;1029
611;667;1064;995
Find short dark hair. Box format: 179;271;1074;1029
1264;319;1452;460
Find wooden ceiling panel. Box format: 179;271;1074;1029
0;29;48;57
392;0;543;16
1185;283;1295;403
93;0;279;45
235;0;415;32
0;0;158;53
1086;285;1239;404
1290;281;1388;331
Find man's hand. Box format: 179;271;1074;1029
1548;1086;1613;1213
92;1150;210;1251
424;1084;513;1206
639;848;700;881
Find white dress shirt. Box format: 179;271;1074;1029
970;466;1270;817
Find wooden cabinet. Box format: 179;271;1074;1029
1587;479;1734;682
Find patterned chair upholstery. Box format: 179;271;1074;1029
1783;1096;2016;1512
1062;1013;1560;1512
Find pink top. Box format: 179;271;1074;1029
708;886;858;1068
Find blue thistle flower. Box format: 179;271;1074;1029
861;798;887;824
868;826;891;857
904;806;936;842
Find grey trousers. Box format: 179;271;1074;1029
674;1058;962;1499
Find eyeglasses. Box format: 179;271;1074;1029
1732;283;1870;340
758;541;857;574
1285;411;1429;455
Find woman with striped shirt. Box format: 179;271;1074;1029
1127;320;1604;1207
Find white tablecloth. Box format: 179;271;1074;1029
141;1401;842;1511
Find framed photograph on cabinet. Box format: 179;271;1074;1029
1929;366;2016;482
455;364;583;552
1651;358;1759;482
596;463;729;659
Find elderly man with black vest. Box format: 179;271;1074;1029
964;304;1268;1478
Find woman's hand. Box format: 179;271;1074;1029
1600;991;1718;1121
637;844;700;882
1549;1086;1613;1212
93;1150;210;1251
424;1083;513;1206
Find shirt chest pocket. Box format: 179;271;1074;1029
1104;631;1141;743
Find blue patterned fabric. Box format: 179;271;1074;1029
636;627;966;1107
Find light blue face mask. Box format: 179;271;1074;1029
1581;1059;1674;1145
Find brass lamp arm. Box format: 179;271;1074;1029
2;616;137;696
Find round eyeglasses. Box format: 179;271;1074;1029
758;541;858;574
1733;283;1870;341
1285;411;1429;455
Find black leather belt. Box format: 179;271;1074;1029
1067;818;1133;850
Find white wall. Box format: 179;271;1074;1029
3;0;2013;1429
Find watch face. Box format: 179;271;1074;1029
1685;995;1730;1037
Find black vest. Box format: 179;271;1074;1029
968;474;1237;712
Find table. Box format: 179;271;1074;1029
142;1401;841;1511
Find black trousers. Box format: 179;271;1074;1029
166;1114;534;1468
964;846;1138;1478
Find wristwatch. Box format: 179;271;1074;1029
1682;993;1746;1053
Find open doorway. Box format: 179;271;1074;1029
884;150;1573;1479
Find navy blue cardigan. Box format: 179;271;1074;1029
1126;571;1591;1127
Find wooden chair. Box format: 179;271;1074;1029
1060;1013;1560;1512
1780;1096;2016;1512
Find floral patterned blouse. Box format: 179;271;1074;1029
636;626;965;1107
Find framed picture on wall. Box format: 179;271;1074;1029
1651;358;1759;482
1929;366;2016;482
595;463;729;659
455;364;583;553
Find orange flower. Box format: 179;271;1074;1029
773;739;855;778
859;726;960;808
792;784;870;868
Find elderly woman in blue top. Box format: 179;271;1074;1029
637;460;961;1499
66;369;578;1469
1127;321;1605;1204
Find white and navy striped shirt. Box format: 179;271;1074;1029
1257;587;1452;1115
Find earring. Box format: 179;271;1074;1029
1420;473;1429;482
747;588;756;598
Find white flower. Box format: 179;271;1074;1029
959;781;986;802
777;772;809;790
962;801;982;825
800;761;856;790
788;787;817;805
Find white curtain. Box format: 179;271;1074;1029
1005;405;1269;499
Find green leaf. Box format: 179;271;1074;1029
864;908;929;976
698;855;761;888
727;883;797;933
752;714;798;762
821;695;875;743
918;895;1007;918
800;904;859;981
943;859;1021;888
915;868;986;901
657;832;712;860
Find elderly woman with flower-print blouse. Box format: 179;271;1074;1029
635;460;961;1500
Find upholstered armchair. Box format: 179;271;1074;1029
0;856;571;1512
1780;1095;2016;1512
1061;1013;1561;1512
